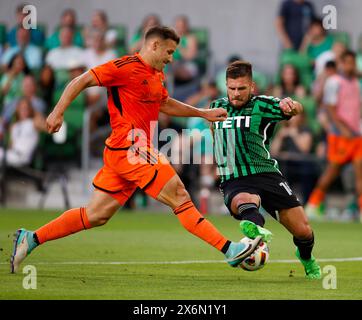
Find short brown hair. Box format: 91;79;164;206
145;26;180;44
226;61;252;79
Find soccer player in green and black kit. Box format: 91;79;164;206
211;61;321;279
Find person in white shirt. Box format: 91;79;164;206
83;30;117;69
0;97;40;167
314;41;346;77
45;27;84;70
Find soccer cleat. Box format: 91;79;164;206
239;220;273;243
305;203;325;221
295;248;321;279
225;236;262;267
10;228;38;274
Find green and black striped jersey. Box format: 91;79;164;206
210;95;291;183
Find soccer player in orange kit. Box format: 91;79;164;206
11;26;261;273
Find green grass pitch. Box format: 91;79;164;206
0;208;361;300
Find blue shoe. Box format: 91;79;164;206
225;236;262;267
10;228;38;274
240;220;273;243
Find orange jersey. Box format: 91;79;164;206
90;53;169;148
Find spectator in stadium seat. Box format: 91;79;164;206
83;29;116;132
314;41;346;77
129;14;161;54
1;28;42;70
276;0;316;51
45;27;84;70
0;54;29;107
0;97;41;167
272;64;306;98
83;10;118;49
7;3;45;47
172;15;199;85
299;18;334;61
2;75;46;123
45;8;83;50
271;112;317;204
83;30;117;72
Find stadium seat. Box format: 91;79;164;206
0;23;6;45
49;89;86;162
191;28;210;76
298;95;321;135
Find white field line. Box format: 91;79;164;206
1;257;362;266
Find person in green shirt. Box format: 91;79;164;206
0;54;29;107
300;18;334;60
211;60;321;279
45;8;83;50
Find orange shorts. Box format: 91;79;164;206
93;145;176;205
327;134;362;165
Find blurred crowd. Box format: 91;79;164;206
0;1;361;212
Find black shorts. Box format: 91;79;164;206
219;172;301;220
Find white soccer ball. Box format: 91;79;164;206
239;239;269;271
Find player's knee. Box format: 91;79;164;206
174;180;191;206
231;193;260;213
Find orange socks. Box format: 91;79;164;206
173;200;229;252
34;202;231;252
35;207;91;244
308;188;326;206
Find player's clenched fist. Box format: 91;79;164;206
203;107;228;122
46;111;64;133
279;97;299;116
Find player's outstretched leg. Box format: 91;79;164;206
279;206;321;279
155;175;261;268
10;191;120;273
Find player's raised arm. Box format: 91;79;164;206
160;97;227;122
46;71;97;133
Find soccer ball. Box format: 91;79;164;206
239;239;269;271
